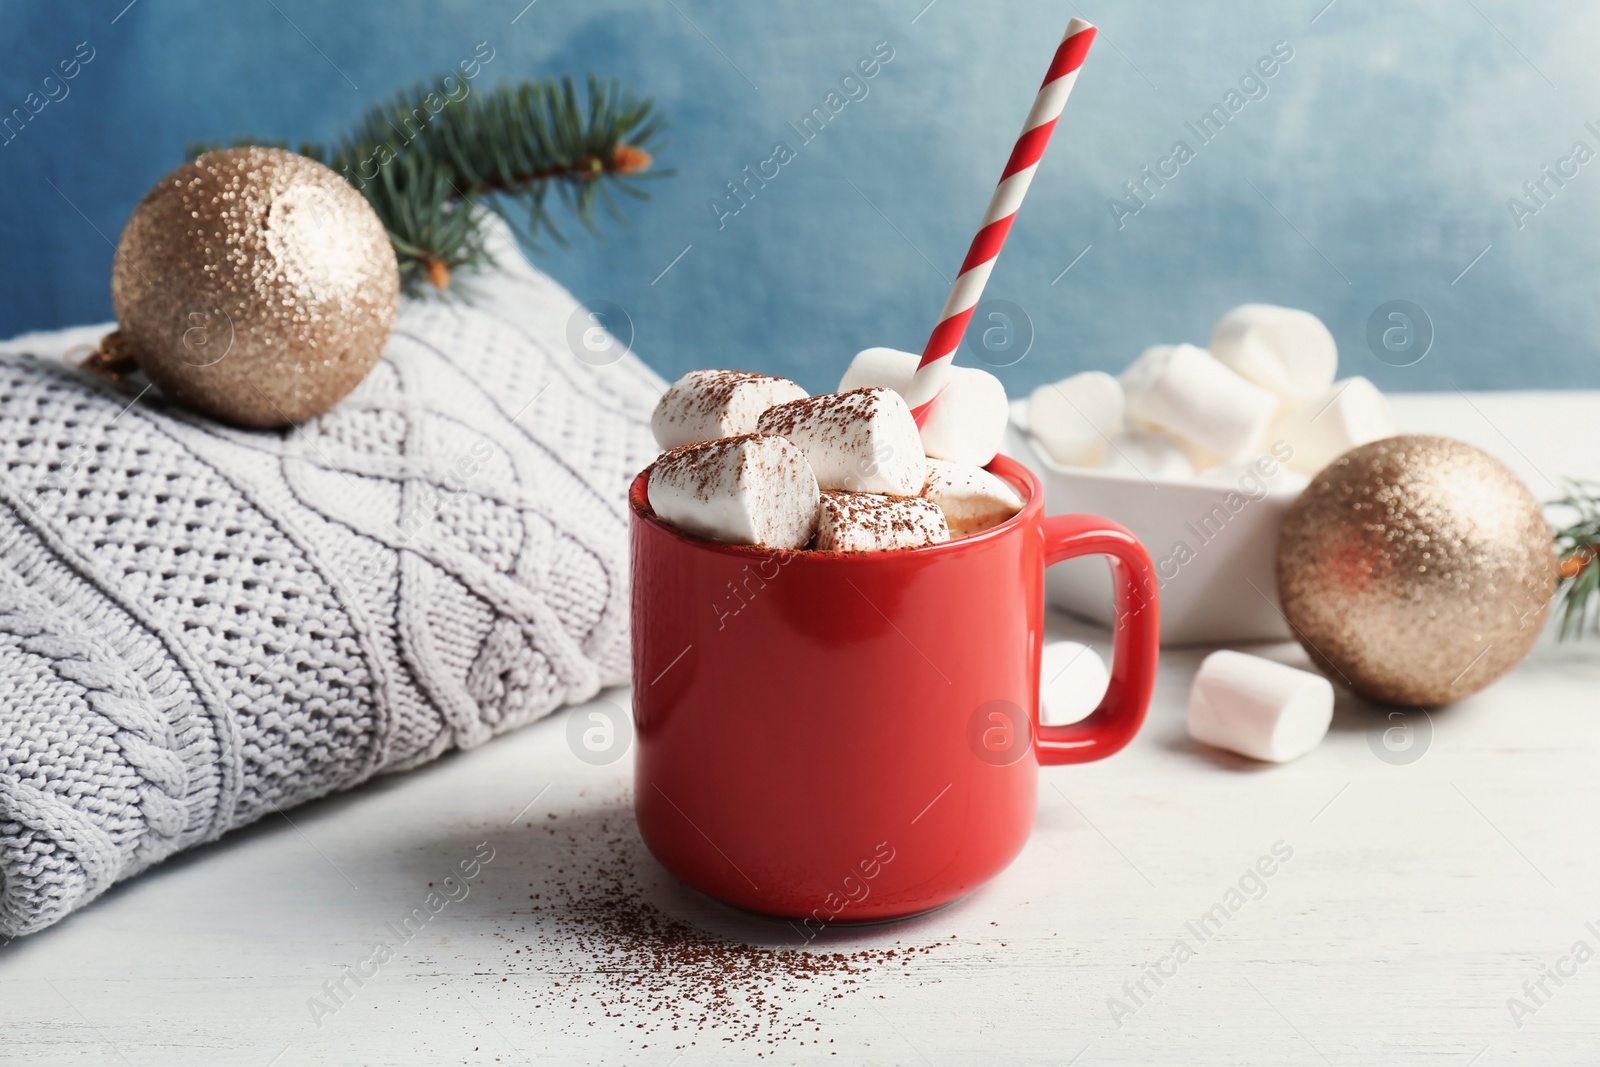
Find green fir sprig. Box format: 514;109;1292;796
1550;478;1600;639
188;73;668;293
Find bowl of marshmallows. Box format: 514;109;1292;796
1005;304;1394;645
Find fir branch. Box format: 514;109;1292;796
187;73;668;293
1550;478;1600;639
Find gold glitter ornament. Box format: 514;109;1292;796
1277;435;1558;707
110;146;399;427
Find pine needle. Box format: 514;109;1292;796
187;73;669;294
1550;478;1600;639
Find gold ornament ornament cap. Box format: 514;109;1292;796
110;146;400;427
1276;435;1557;707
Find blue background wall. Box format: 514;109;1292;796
1;0;1595;396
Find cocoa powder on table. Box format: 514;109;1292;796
500;805;950;1053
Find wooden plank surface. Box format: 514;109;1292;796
3;393;1599;1066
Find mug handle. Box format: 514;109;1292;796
1034;513;1161;765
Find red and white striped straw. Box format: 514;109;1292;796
905;17;1097;425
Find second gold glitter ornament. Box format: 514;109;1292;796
107;146;399;428
1277;435;1558;706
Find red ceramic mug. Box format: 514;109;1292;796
629;453;1159;925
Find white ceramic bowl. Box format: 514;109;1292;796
1004;401;1306;646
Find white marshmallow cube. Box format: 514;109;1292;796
647;434;819;549
814;491;950;552
922;458;1024;538
1210;304;1339;405
1040;641;1110;726
651;369;808;450
1027;371;1125;467
1098;430;1197;481
839;347;1010;466
1188;650;1334;763
1120;344;1279;462
757;387;928;496
1271;377;1394;475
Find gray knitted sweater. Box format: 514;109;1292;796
0;243;662;937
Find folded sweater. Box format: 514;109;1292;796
0;239;662;936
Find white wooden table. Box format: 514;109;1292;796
4;393;1599;1066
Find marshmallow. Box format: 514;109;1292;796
1027;372;1125;467
651;369;808;449
839;347;1009;466
1098;430;1197;481
1040;641;1110;726
814;491;949;552
1188;650;1334;763
1120;344;1279;462
757;387;928;496
1210;304;1338;404
922;458;1024;538
1271;377;1394;475
647;434;819;549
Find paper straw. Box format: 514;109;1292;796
905;17;1097;425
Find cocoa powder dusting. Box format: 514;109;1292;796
681;369;774;415
650;433;770;502
496;804;950;1054
815;490;948;552
757;387;884;441
672;370;792;429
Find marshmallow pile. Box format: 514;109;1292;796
645;358;1023;551
1026;304;1394;479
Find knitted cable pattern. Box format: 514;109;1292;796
0;237;662;936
